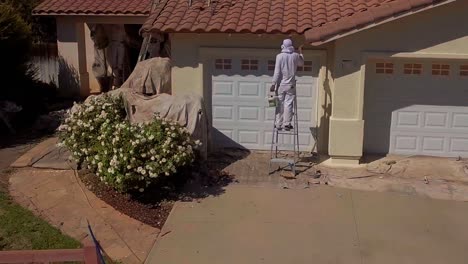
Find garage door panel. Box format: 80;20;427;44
452;113;468;128
212;54;319;150
424;112;448;128
213;105;234;121
213;81;234;96
422;136;445;152
393;135;419;152
238;106;261;121
365;59;468;157
238;81;262;97
238;130;260;145
393;111;421;128
450;138;468;153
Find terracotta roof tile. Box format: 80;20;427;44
33;0;152;15
140;0;453;44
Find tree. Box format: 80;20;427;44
0;0;56;43
0;2;32;84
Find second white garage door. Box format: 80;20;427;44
364;58;468;157
211;52;320;151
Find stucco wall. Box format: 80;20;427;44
56;18;83;97
330;0;468;164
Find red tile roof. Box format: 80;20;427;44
141;0;452;43
33;0;152;15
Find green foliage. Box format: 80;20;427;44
0;191;80;250
59;95;200;192
0;0;56;43
0;2;32;73
0;2;57;123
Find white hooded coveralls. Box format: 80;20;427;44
272;40;304;127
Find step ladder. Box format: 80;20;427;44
269;94;300;176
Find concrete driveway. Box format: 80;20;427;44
145;185;468;264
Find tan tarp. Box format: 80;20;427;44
120;57;171;95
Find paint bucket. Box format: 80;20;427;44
268;95;279;107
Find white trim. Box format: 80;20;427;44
54;15;147;24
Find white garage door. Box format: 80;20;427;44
211;53;319;150
364;58;468;157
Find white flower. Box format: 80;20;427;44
162;158;167;163
139;188;144;192
137;166;143;172
165;172;170;176
141;169;146;175
141;153;147;158
171;133;176;137
151;156;155;161
127;165;132;169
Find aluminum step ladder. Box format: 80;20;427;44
269;95;300;176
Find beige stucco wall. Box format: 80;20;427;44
329;0;468;165
170;33;333;153
55;16;146;97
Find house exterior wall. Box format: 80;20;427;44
170;33;333;153
330;0;468;165
55;16;147;97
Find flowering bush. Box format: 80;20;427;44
58;94;199;192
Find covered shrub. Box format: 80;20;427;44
58;95;200;192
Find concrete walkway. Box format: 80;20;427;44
9;168;159;264
146;185;468;264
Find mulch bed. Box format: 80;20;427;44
78;165;234;229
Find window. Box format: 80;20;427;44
375;62;394;74
432;64;450;76
241;59;258;70
460;65;468;76
215;59;231;70
404;63;422;75
298;61;313;72
268;60;276;71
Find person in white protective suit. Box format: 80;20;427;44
271;39;304;131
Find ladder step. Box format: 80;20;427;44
270;158;295;165
276;130;298;135
272;143;296;149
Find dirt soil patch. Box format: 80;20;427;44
79;170;176;229
78;165;234;229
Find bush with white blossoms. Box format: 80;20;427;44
58;95;200;192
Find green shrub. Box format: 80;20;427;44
1;0;56;43
0;2;32;77
58;95;200;192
